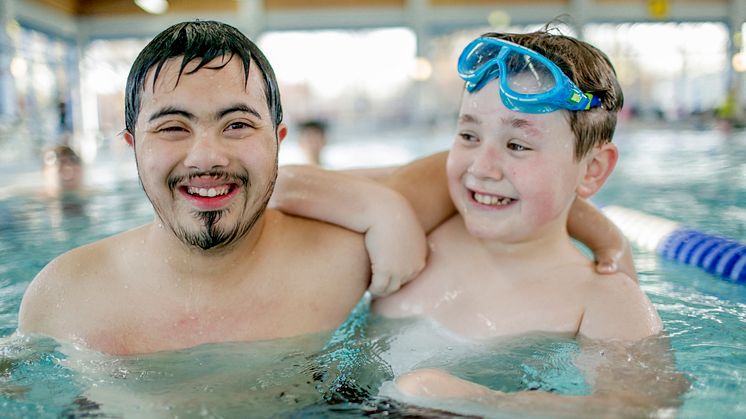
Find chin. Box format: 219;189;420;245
464;219;503;240
464;216;531;243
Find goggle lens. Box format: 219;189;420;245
503;50;556;95
460;39;502;78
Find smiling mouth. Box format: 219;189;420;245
178;182;241;211
472;191;516;207
185;185;234;198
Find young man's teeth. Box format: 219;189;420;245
187;186;229;197
474;192;512;206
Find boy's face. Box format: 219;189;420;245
447;78;589;242
127;55;287;250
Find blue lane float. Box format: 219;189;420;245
603;206;746;283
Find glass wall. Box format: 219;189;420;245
0;22;76;165
0;20;736;171
586;22;730;124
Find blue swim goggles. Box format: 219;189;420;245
457;37;602;114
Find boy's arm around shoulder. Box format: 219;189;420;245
579;272;662;341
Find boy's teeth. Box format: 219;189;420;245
474;192;512;206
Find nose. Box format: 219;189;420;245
468;143;504;181
182;131;230;171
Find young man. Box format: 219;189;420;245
17;20;430;355
274;30;687;415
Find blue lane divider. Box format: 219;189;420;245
602;206;746;283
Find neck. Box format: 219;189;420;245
483;226;573;257
478;211;576;261
147;212;268;282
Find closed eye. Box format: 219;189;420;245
459;132;478;143
159;126;188;133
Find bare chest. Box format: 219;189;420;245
426;285;586;339
79;285;344;355
377;260;589;339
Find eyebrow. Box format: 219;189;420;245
506;117;535;129
459;113;535;130
148;106;193;123
458;114;480;125
217;104;262;121
147;104;262;123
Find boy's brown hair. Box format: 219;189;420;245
483;29;624;160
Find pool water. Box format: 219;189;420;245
1;126;745;417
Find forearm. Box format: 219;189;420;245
383;151;455;233
273;165;412;233
396;368;681;418
481;388;677;418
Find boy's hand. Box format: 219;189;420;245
365;200;427;297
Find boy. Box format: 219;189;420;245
274;29;685;415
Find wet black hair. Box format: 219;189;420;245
124;20;283;136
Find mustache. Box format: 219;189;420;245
167;170;250;191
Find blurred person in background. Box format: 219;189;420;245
42;144;84;197
297;119;328;165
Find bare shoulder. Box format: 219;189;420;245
579;272;663;341
264;209;370;297
17;227;144;338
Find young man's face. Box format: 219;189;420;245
446;78;588;242
128;55;286;250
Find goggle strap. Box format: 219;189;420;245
585;93;602;110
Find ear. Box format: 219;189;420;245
577;143;618;198
123;130;135;148
276;123;288;145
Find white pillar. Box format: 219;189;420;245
729;0;746;120
75;21;100;162
406;0;430;127
237;0;265;40
568;0;591;40
0;0;17;119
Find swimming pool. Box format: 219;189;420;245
0;125;745;417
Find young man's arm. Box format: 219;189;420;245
378;151;454;234
274;152;636;290
380;153;637;278
568;198;638;281
271;165;427;297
